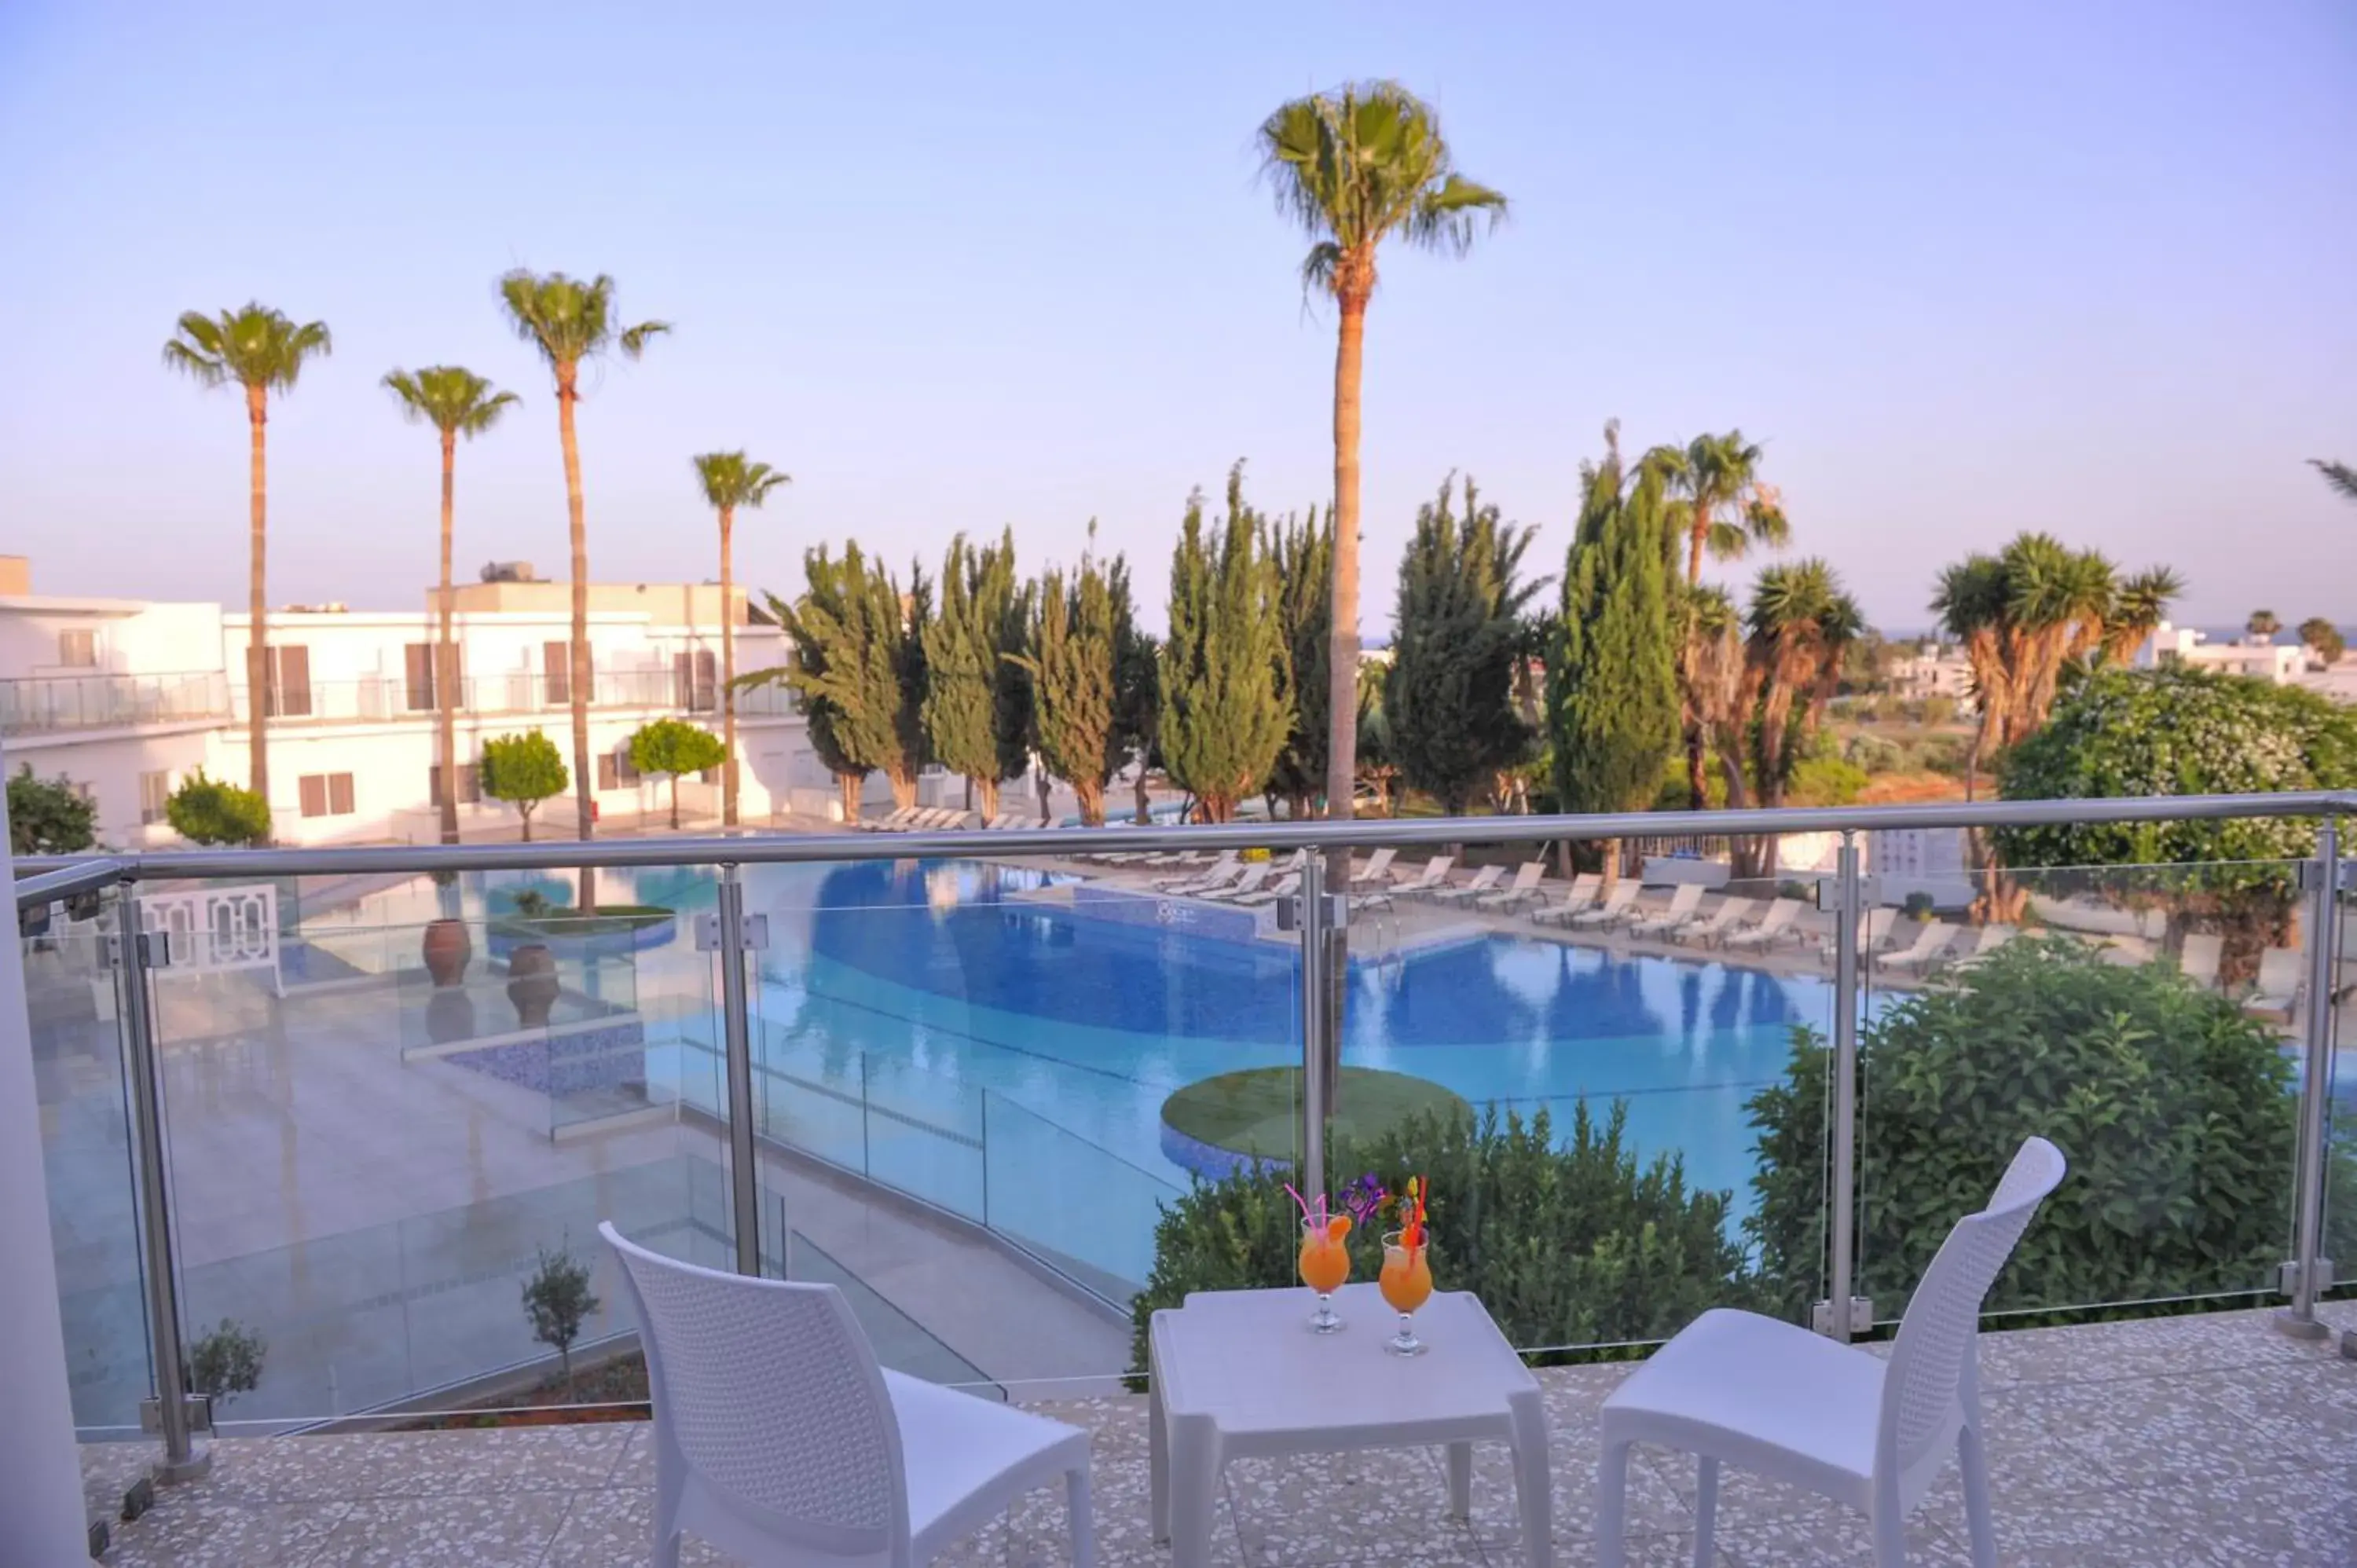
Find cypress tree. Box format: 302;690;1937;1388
1013;533;1132;825
1384;474;1542;815
923;529;1023;818
1158;463;1292;822
772;544;932;816
1268;507;1333;817
1549;430;1680;880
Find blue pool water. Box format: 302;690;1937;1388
738;859;1836;1214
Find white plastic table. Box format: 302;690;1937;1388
1148;1283;1553;1568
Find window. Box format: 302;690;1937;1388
57;629;96;668
618;746;640;786
404;643;436;712
265;645;312;717
596;754;618;791
139;770;170;826
674;649;718;711
698;766;720;786
299;772;354;819
543;641;594;705
427;764;481;806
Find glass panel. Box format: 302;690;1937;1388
1857;848;2311;1329
25;888;152;1438
149;867;723;1431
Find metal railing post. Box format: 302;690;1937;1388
1820;833;1863;1343
1298;852;1329;1203
714;866;762;1277
2278;817;2340;1340
116;904;209;1482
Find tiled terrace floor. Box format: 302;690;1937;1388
85;1305;2357;1567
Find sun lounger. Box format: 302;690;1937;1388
1529;874;1601;926
1157;853;1239;894
1568;881;1640;930
1948;923;2017;972
1347;848;1398;888
1627;883;1705;939
1475;862;1549;911
1673;896;1753;946
1875;920;1955;973
1231;872;1302;908
861;805;919;832
2242;946;2304;1021
1824;906;1897;963
1721;897;1802;951
1381;856;1455;903
2176;932;2223;991
1428;866;1507;906
1197;864;1273;903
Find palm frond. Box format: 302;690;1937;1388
163;303;330;394
619;321;671;359
2312;458;2357;504
381;365;518;438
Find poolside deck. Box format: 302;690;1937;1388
83;1302;2357;1566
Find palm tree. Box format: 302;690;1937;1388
497;271;669;886
1647;432;1791;806
691;451;791;826
383;368;519;844
2099;566;2185;665
2247;609;2282;644
162;304;333;813
1729;559;1860;876
1256;82;1506;833
2311;459;2357;504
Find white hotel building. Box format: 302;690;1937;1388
0;556;849;847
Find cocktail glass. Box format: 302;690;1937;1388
1379;1229;1433;1356
1299;1217;1351;1333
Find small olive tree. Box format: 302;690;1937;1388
521;1243;601;1396
165;769;269;846
481;731;569;842
185;1318;267;1412
629;719;728;830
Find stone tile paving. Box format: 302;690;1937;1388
84;1306;2356;1566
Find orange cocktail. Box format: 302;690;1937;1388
1380;1229;1433;1356
1299;1215;1351;1333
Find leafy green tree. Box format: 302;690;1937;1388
1158;465;1292;822
1256;82;1507;837
1995;665;2357;974
691;451;790;828
1747;940;2355;1321
922;530;1026;819
520;1243;600;1397
166;770;269;847
1013;537;1135;825
480;731;569;841
383;366;519;845
1115;603;1159;825
162;302;333;810
2312;457;2357;504
1550;436;1678;877
1353;660;1400;815
1267;507;1333;817
1387;475;1541;815
497;269;669;860
1131;1103;1754;1380
769;544;932;815
2298;617;2346;667
7;766;96;855
629;718;728;829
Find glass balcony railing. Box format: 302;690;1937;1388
17;790;2351;1478
0;670;230;734
221;670;802;725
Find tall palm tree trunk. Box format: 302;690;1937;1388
246;386;270;815
1322;288;1367;833
437;430;460;845
720;505;738;827
557;365;596;910
1684;526;1707;809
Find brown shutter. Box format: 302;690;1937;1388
299;775;327;818
330;774;354;815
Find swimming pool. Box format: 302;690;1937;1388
744;859;1834;1209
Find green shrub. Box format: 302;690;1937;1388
166;769;269;846
1747;937;2352;1321
7;764;96;855
1129;1103;1758;1379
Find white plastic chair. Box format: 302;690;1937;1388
599;1223;1094;1568
1596;1137;2067;1568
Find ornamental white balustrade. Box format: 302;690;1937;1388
137;883;283;996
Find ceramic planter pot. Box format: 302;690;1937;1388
422;918;473;988
505;943;560;1028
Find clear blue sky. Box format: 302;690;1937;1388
2;1;2351;634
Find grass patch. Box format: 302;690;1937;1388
489;903;674;940
1161;1067;1471;1160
